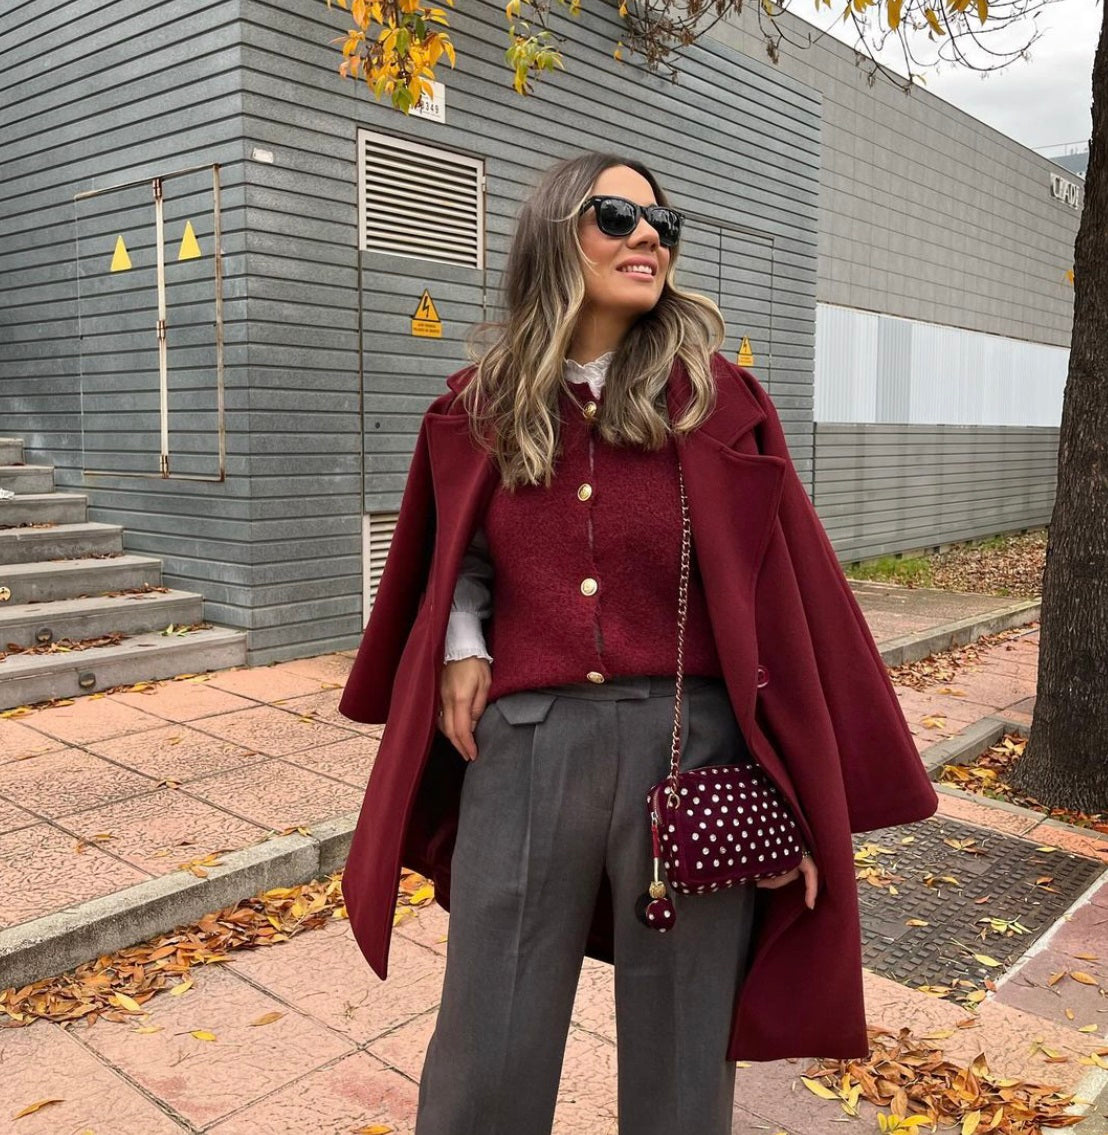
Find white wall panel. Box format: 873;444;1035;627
815;304;1068;426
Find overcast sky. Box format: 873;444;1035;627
805;0;1097;155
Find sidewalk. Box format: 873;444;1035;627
3;584;1107;1134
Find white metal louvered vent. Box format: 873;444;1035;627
357;129;484;268
363;511;400;619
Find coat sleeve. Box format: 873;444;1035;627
744;369;939;833
338;415;437;725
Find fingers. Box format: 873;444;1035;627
754;867;799;890
801;857;820;910
438;658;492;762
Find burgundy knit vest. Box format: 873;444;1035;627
483;379;723;703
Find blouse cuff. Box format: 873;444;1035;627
444;609;493;664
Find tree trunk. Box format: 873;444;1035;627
1008;0;1108;813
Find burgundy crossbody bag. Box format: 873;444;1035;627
635;463;808;932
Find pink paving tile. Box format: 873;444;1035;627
0;822;149;930
0;716;66;763
570;955;616;1042
726;1056;833;1135
275;688;380;735
230;916;444;1043
79;963;355;1128
394;897;450;957
87;722;264;782
994;940;1107;1033
287;733;378;787
207;1050;418;1135
205;665;338;701
190;703;358;757
935;790;1042;836
1025;822;1108;863
25;696;165;745
0;747;157;817
59;787;268;875
185;758;364;830
367;1005;437;1080
862;969;1096;1089
2;1021;186;1135
946;671;1038;710
0;793;38;833
109;679;257;721
274;652;354;686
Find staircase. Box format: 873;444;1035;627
0;437;247;710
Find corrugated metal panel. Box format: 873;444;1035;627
813;422;1058;562
815;303;1067;426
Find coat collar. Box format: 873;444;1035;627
440;353;766;452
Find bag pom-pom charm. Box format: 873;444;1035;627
636;810;676;932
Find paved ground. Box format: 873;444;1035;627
3;588;1108;1134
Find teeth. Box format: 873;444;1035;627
620;265;653;276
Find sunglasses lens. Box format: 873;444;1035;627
648;208;681;248
595;197;638;237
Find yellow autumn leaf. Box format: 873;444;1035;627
409;883;435;905
190;1029;217;1041
250;1011;285;1027
13;1098;64;1119
134;1025;164;1034
356;1125;395;1134
112;992;144;1013
1070;972;1100;986
801;1076;841;1100
962;1110;982;1135
170;979;193;996
974;954;1002;968
1078;1024;1098;1033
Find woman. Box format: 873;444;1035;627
339;151;938;1134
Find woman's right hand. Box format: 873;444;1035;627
438;657;492;761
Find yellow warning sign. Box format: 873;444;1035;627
110;235;132;272
411;289;442;338
737;336;755;367
178;220;201;261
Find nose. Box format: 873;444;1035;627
628;215;660;249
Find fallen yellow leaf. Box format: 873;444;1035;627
111;992;144;1013
190;1029;217;1041
13;1098;64;1119
1070;972;1100;986
250;1011;284;1027
801;1075;841;1100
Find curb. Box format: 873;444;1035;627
0;812;358;992
0;606;1042;992
875;598;1040;668
921;714;1108;858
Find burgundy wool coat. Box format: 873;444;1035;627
338;352;938;1061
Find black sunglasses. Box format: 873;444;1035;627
579;195;684;249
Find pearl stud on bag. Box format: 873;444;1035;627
636;463;806;932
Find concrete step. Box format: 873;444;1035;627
0;555;162;604
0;493;87;527
0;589;204;649
0;626;248;709
0;465;54;494
0;439;24;464
0;522;123;565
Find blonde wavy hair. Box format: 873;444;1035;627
458;152;726;489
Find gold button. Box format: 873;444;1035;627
586;671;605;684
577;483;593;502
580;577;598;596
582;401;598;420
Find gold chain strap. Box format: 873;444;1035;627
665;463;691;808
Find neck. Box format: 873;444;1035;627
567;306;632;365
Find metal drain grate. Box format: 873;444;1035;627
855;815;1105;992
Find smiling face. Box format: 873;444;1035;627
576;165;672;325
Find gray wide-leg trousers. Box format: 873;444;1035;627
415;674;757;1135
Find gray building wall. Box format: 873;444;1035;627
2;0;823;662
1;0;254;632
709;8;1078;562
709;8;1080;348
